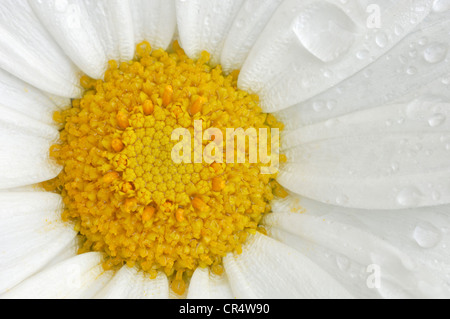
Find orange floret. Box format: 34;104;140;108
111;138;124;152
143;99;154;116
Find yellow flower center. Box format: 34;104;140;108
43;41;286;295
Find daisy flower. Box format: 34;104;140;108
1;0;450;299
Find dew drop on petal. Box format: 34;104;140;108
428;113;446;127
356;50;369;60
432;190;441;201
336;255;350;271
375;32;388;48
394;24;405;36
312;100;325;112
326;100;337;110
55;0;69;12
396;186;423;207
442;75;450;85
292;2;358;63
391;161;400;173
423;42;448;64
406;66;418;75
413;222;442;248
335;194;349;206
432;0;450;13
418;37;428;46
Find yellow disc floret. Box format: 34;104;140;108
44;41;285;294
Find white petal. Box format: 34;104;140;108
0;0;82;98
433;0;450;12
264;195;450;298
278;98;450;210
29;0;133;79
95;267;169;299
176;0;245;65
83;0;135;62
187;267;234;299
276;11;450;128
220;0;284;73
282;96;450;148
223;232;353;298
131;0;177;50
45;94;71;111
0;69;63;126
1;252;113;299
0;192;77;294
1;184;48;193
0;106;61;189
238;0;434;112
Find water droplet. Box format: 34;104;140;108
406;66;417;75
312;101;325;112
442;75;450;85
375;32;388;48
396;187;423;207
394;24;404;36
292;2;358;63
235;19;244;28
413;222;441;248
432;0;450;13
301;78;312;88
406;99;424;119
424;42;448;64
336;255;350;271
399;55;409;64
428;113;446;127
322;69;333;78
418;37;428;46
326;100;337;110
432;190;441;201
356;50;369;60
204;16;211;26
55;0;69;12
409;49;418;58
391;162;400;173
336;195;349;205
363;69;373;78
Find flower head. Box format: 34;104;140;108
0;0;450;299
